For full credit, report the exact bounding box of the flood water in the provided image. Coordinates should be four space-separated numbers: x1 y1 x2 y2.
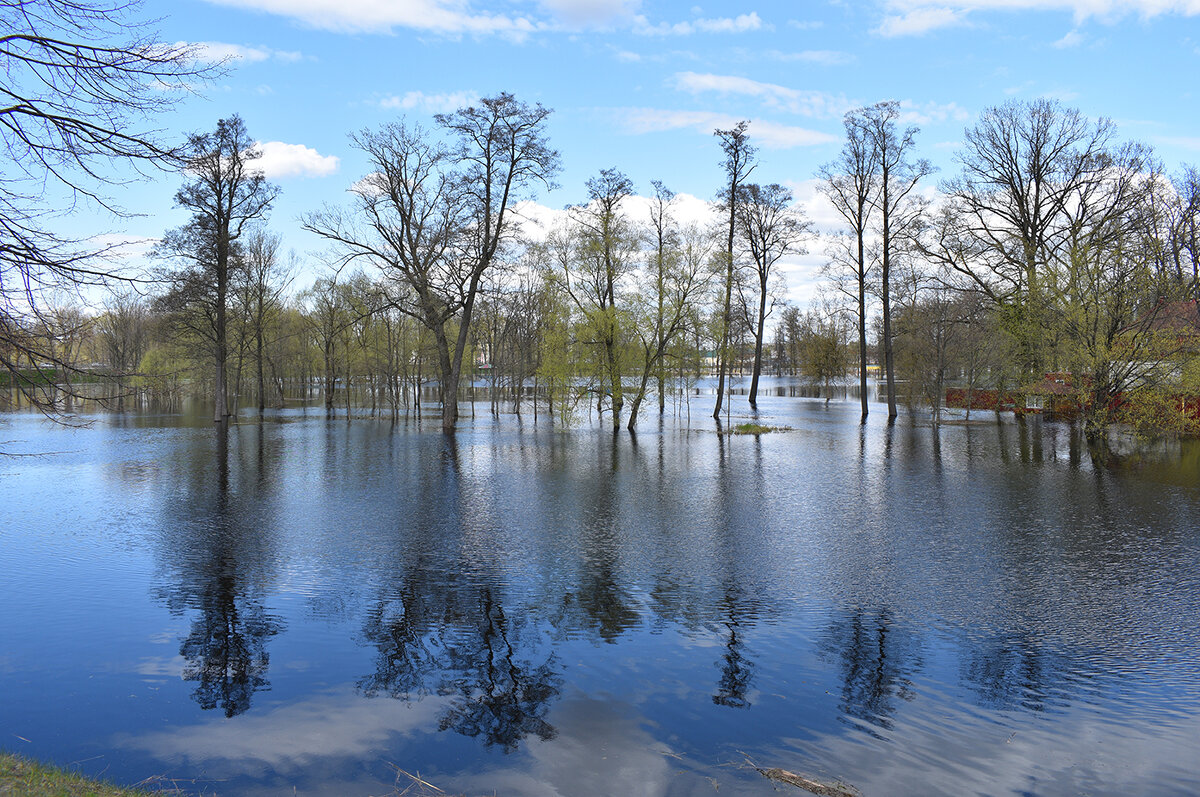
3 380 1200 796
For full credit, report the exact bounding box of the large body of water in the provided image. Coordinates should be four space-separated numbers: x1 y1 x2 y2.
3 380 1200 796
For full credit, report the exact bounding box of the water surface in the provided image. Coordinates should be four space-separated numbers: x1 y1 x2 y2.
2 384 1199 796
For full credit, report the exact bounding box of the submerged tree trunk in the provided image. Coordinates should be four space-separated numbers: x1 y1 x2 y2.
323 340 335 412
256 327 265 413
880 163 897 421
214 266 229 422
857 235 869 422
434 317 457 433
883 279 897 419
749 277 768 409
714 248 733 419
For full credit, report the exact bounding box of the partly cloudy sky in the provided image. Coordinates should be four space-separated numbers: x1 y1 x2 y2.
122 0 1200 296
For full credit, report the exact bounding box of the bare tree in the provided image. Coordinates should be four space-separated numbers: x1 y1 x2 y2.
306 121 462 414
628 221 715 429
931 98 1115 377
305 94 557 433
861 101 934 419
240 229 293 411
93 287 149 408
735 183 811 408
647 180 678 413
555 168 638 428
712 121 756 420
1 0 207 413
818 111 879 421
300 275 356 412
157 115 279 422
95 288 149 374
433 93 559 430
1169 166 1200 294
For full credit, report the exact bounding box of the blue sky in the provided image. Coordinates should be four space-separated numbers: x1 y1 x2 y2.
112 0 1200 298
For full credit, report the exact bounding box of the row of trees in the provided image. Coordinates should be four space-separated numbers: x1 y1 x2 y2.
13 96 1200 439
4 2 1198 438
109 98 818 431
21 223 849 429
140 93 1200 437
818 97 1200 437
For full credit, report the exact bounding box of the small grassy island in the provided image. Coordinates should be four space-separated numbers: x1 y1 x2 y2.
729 422 791 435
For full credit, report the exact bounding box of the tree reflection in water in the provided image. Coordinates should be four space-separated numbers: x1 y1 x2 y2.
357 434 561 753
156 422 282 717
567 430 640 643
821 607 920 734
436 590 560 751
359 583 560 752
961 631 1066 713
712 585 758 709
178 561 279 717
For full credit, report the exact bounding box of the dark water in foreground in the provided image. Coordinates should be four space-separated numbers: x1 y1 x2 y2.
3 383 1200 796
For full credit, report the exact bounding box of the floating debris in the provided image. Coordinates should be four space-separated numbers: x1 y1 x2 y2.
741 754 858 797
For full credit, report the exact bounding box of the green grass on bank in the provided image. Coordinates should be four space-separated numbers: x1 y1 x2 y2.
0 753 150 797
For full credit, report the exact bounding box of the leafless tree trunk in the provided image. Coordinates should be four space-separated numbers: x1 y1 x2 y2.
861 100 934 420
713 121 756 420
734 183 811 408
819 112 879 421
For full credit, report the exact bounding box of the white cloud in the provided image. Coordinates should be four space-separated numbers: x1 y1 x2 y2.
769 49 856 66
379 90 480 114
633 11 766 35
786 678 1200 797
120 688 445 772
896 99 972 125
671 72 853 119
786 178 850 234
197 0 774 40
1158 135 1200 151
874 7 968 36
513 193 718 244
875 0 1200 37
446 698 680 797
617 108 838 149
1053 29 1085 47
348 172 385 198
186 41 303 63
691 12 767 33
200 0 543 37
254 141 340 178
538 0 639 27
